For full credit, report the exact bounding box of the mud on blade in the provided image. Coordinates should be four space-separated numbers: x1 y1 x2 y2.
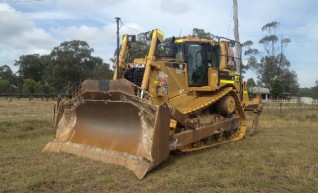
43 80 170 180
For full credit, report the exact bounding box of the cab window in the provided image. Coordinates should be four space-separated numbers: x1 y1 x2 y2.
207 45 219 68
186 44 204 86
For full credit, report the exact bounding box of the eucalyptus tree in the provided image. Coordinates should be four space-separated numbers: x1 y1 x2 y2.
242 21 299 96
46 40 105 93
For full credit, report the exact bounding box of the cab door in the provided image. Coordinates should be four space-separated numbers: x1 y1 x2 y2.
207 44 220 89
186 43 208 87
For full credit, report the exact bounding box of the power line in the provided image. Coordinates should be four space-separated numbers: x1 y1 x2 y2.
226 4 234 38
0 0 44 4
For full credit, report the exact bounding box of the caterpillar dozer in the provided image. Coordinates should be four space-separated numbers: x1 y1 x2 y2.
43 29 262 180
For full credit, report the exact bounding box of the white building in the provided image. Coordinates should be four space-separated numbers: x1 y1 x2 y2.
299 97 314 104
249 87 270 101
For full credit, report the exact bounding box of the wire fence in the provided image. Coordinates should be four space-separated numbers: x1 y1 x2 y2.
269 99 318 104
264 101 318 109
0 97 317 122
0 98 56 122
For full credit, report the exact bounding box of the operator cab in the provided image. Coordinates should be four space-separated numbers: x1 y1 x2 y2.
159 36 241 89
181 42 219 87
159 38 216 87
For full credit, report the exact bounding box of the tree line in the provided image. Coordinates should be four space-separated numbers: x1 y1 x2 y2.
0 40 113 95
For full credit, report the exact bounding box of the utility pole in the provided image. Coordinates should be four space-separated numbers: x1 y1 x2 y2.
233 0 240 72
115 17 121 79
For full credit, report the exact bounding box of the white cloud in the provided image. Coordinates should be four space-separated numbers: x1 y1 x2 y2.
11 28 56 49
56 0 128 13
159 0 190 14
52 25 104 42
26 11 75 20
293 23 318 42
51 22 144 44
0 3 56 68
0 4 33 38
0 46 20 71
296 69 318 88
50 22 144 63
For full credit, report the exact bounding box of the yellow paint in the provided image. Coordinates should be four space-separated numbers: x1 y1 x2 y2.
175 39 184 43
156 29 164 36
220 79 234 84
142 29 164 90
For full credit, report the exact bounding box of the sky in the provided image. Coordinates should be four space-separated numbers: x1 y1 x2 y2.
0 0 317 87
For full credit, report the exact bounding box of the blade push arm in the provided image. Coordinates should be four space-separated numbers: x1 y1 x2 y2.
141 29 164 91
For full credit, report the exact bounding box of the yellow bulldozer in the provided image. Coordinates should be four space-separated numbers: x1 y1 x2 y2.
43 29 262 180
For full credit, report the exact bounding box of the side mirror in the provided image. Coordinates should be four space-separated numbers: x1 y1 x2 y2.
128 35 136 42
229 40 236 47
145 31 153 40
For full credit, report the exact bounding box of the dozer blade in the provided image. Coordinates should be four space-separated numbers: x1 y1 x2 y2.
244 94 263 134
43 80 171 180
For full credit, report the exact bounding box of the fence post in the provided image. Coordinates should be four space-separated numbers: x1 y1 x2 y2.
53 104 56 126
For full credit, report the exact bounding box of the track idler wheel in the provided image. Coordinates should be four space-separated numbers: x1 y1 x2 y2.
217 95 235 115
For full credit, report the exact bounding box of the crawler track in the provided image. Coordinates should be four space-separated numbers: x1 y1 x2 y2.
171 88 247 153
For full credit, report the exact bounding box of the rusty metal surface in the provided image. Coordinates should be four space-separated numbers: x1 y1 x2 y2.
217 95 235 115
43 141 152 179
169 107 196 130
71 101 148 156
150 103 171 166
169 89 247 153
175 87 233 114
244 93 262 113
43 82 170 180
170 118 240 149
81 79 135 95
244 96 262 134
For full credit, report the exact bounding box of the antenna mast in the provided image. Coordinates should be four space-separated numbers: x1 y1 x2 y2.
115 17 121 79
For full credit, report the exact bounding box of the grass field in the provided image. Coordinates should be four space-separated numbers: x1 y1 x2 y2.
0 99 317 193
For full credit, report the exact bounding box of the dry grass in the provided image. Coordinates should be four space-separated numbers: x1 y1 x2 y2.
0 99 317 193
0 98 56 122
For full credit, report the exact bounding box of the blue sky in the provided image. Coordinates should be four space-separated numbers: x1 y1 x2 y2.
0 0 317 87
